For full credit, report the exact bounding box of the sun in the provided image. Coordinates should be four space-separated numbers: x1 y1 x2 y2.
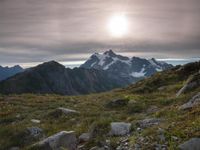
107 14 129 38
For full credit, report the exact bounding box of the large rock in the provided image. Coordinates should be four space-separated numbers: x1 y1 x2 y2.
57 107 79 114
109 122 131 136
32 131 77 150
179 93 200 110
137 118 162 128
178 138 200 150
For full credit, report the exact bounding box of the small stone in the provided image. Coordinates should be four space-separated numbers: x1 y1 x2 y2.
171 136 179 141
31 119 40 123
146 105 159 114
137 118 162 128
79 133 91 142
57 107 79 114
16 114 20 118
27 127 43 137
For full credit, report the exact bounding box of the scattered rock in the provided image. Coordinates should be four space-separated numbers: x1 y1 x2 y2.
27 127 43 137
16 114 21 118
109 122 131 136
157 128 165 143
158 86 167 91
154 144 167 150
106 98 129 108
32 131 77 150
178 138 200 150
116 137 130 150
128 99 136 105
57 107 79 114
31 119 41 124
146 105 159 114
137 118 162 128
79 132 91 143
179 93 200 110
134 143 141 150
171 136 179 141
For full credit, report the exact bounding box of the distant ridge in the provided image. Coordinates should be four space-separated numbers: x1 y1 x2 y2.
0 65 24 81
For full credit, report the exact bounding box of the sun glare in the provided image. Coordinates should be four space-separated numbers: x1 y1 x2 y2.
107 14 129 38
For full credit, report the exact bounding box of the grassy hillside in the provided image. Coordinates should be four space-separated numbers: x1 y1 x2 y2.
0 62 200 149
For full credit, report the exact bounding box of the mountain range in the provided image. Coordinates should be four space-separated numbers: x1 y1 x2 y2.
0 61 127 95
0 65 23 81
81 50 173 83
0 50 173 95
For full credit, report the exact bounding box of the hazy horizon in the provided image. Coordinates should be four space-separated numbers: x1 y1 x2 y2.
0 50 199 68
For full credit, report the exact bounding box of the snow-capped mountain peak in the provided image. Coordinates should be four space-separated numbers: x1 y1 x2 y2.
81 50 173 83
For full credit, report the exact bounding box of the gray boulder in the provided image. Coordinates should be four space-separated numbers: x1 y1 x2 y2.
32 131 77 150
179 93 200 110
138 118 162 128
79 133 91 142
110 122 131 136
178 138 200 150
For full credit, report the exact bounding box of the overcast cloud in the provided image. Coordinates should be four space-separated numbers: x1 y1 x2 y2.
0 0 200 67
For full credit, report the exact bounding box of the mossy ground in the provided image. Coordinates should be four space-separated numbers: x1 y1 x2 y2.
0 68 200 149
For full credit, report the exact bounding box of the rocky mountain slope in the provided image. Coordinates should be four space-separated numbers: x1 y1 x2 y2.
81 50 173 83
0 61 200 150
0 61 128 95
0 65 23 81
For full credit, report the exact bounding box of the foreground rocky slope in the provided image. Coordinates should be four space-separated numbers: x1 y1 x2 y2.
0 61 200 150
0 61 128 95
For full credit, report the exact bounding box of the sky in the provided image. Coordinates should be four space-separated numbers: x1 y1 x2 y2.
0 0 200 68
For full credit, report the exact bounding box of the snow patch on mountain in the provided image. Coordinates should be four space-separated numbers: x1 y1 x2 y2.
130 67 146 78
